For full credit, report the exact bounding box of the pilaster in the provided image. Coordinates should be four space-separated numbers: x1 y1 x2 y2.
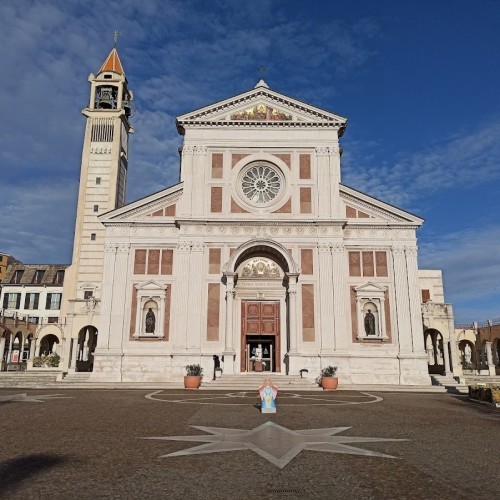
315 147 331 218
223 272 236 374
186 241 205 349
405 246 426 353
172 241 192 351
192 146 207 216
331 243 348 351
95 243 117 351
179 146 195 216
318 244 335 353
392 245 413 353
109 243 130 350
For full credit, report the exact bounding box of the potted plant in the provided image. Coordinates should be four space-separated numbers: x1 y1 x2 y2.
184 364 203 389
320 365 338 391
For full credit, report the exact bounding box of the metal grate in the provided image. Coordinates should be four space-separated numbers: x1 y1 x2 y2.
266 488 302 494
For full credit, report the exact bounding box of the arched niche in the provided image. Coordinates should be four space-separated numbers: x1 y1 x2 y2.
133 281 167 339
354 282 388 341
39 334 59 356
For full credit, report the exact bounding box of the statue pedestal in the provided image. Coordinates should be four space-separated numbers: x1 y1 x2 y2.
261 406 276 414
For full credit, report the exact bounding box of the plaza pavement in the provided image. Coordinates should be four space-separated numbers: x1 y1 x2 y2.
0 388 498 499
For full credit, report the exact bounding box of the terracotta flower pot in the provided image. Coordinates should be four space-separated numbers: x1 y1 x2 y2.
321 376 338 391
184 375 202 389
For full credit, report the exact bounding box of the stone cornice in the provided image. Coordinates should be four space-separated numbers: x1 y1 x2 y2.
178 89 345 122
175 218 347 227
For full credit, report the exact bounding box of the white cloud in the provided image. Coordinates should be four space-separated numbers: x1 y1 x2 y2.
419 224 500 322
342 119 500 208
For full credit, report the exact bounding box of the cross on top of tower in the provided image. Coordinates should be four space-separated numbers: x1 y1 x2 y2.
113 30 121 48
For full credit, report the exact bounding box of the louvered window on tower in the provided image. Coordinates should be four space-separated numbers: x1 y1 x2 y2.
91 118 114 142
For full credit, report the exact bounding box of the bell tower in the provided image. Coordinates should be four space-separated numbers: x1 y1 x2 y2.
61 45 134 370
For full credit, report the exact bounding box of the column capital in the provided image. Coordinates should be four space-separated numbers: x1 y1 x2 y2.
116 243 130 254
193 145 208 155
391 245 406 256
182 145 196 155
315 146 340 157
405 246 418 257
331 242 345 254
104 243 117 253
191 241 205 252
176 241 191 252
317 243 331 253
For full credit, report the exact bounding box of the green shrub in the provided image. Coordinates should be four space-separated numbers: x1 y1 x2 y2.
32 357 44 367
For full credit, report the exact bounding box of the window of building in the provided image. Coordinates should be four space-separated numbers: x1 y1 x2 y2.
54 270 65 284
83 290 94 300
3 293 21 309
46 293 62 310
10 270 24 284
24 293 40 310
32 270 45 284
91 233 96 241
421 289 431 303
47 317 58 324
96 177 101 185
93 205 99 212
28 316 39 324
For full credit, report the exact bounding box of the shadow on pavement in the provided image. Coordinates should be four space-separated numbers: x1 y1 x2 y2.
0 453 67 495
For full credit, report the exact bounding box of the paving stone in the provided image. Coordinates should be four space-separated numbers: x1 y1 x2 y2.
0 389 498 499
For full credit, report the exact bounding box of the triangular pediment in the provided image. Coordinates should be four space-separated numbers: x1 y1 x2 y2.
135 280 167 291
355 282 387 294
176 82 347 132
340 184 423 226
99 183 183 223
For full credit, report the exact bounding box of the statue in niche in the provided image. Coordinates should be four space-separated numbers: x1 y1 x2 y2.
364 309 376 336
145 308 156 333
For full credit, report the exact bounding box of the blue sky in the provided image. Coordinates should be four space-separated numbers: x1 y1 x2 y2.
0 0 499 323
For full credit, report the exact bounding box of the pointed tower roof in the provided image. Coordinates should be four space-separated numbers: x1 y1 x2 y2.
98 47 125 75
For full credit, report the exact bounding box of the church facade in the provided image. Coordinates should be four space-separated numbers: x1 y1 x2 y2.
61 48 432 385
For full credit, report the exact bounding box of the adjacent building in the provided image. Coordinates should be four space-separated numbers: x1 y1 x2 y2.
0 264 67 370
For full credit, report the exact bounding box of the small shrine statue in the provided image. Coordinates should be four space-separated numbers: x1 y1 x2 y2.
464 344 472 364
145 308 156 333
364 309 376 336
259 377 278 413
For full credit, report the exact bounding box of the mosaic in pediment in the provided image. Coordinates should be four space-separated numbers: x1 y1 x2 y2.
230 104 292 121
240 257 282 279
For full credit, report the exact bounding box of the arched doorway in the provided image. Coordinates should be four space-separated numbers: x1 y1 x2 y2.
424 329 445 375
223 240 299 374
76 326 98 372
39 334 59 356
459 339 476 370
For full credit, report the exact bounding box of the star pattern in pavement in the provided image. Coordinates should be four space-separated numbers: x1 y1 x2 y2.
144 421 407 468
0 393 72 403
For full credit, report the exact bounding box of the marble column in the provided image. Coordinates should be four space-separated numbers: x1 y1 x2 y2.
443 341 451 374
286 273 299 354
0 336 5 368
186 242 204 350
318 244 335 353
172 241 192 351
223 272 236 374
485 342 496 376
331 243 348 352
391 245 413 353
108 243 130 351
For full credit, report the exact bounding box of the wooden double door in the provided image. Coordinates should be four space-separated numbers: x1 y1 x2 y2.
241 301 280 372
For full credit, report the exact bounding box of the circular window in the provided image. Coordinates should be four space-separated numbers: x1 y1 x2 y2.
241 164 282 204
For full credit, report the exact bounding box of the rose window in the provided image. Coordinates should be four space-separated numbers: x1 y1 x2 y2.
241 165 282 204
